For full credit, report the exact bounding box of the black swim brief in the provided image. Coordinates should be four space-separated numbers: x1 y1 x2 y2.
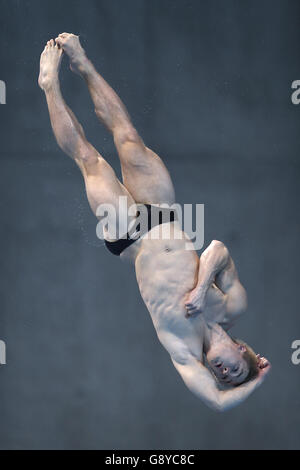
104 203 178 256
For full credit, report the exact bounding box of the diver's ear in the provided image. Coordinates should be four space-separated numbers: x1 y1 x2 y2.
238 344 246 353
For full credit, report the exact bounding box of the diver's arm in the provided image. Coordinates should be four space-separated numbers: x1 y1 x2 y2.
172 355 270 412
217 368 269 411
185 240 230 317
218 281 248 331
185 240 247 325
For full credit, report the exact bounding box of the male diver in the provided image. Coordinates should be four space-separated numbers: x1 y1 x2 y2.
38 34 270 412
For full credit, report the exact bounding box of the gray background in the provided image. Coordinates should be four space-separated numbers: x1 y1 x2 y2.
0 0 299 449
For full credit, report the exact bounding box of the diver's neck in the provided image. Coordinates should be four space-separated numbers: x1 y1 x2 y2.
203 322 232 354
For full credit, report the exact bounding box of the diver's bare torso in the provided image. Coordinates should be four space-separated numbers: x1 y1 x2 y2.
122 221 227 365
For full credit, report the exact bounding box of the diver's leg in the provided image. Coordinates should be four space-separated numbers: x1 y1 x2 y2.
39 39 135 235
55 33 175 205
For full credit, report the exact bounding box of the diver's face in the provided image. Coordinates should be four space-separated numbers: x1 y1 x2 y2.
207 344 249 386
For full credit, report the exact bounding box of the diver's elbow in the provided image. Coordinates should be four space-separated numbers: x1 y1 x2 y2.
209 402 225 413
209 396 237 413
206 397 227 413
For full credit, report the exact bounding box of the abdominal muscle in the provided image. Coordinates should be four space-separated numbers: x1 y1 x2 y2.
133 222 226 362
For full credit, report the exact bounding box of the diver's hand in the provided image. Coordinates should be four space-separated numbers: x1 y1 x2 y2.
256 355 271 382
185 286 207 318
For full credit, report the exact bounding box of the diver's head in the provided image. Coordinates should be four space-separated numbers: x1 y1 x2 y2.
206 337 259 386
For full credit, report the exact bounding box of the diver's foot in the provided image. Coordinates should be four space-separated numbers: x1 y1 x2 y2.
55 33 89 75
38 39 63 91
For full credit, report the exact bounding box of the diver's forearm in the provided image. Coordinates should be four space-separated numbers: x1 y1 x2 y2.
196 241 229 289
217 376 262 411
184 371 261 412
185 242 229 315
